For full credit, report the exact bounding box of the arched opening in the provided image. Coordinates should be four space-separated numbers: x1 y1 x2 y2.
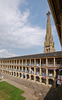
14 72 16 76
9 71 11 75
17 72 18 77
42 77 46 84
31 75 34 80
36 68 40 75
36 76 40 82
12 72 13 75
12 66 13 70
23 73 25 78
20 73 22 77
27 74 29 79
48 79 54 86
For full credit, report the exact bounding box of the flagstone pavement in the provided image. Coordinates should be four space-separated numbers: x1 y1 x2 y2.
0 73 56 100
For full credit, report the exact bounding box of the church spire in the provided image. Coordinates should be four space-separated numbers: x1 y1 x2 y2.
44 11 55 53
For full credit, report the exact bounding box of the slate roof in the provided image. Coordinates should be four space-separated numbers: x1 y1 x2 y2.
0 51 62 60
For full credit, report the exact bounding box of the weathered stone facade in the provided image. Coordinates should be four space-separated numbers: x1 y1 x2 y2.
44 12 55 53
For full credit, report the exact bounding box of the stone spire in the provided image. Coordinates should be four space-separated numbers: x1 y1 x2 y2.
44 11 55 53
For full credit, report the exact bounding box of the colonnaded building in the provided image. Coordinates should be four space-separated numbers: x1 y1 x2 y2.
0 12 62 87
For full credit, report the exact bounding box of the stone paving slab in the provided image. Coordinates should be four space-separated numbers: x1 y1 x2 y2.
0 73 51 100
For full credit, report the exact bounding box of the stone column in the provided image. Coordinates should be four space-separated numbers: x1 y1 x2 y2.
29 67 31 74
25 59 27 66
16 60 17 65
25 67 27 73
46 58 48 66
40 58 41 66
46 68 48 76
22 67 23 72
11 66 12 70
40 68 41 75
34 59 36 66
29 74 31 81
54 69 56 78
46 78 48 85
34 67 36 74
22 59 23 66
25 74 27 80
19 60 20 65
34 75 36 82
30 59 31 66
54 58 55 67
16 66 17 71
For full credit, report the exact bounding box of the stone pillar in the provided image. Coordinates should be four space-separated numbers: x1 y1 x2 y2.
40 59 41 66
16 66 17 71
16 60 17 65
54 58 55 67
25 59 27 66
22 59 23 66
29 74 31 80
29 67 31 73
25 74 27 80
34 75 36 82
46 68 48 76
19 66 20 71
11 60 12 65
54 69 56 78
34 67 36 74
40 68 41 75
34 59 36 66
22 67 23 72
11 66 12 70
46 58 48 66
46 78 48 85
25 68 26 73
19 60 20 65
30 59 31 66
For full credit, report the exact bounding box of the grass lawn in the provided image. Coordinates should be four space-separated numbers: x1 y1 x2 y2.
0 81 25 100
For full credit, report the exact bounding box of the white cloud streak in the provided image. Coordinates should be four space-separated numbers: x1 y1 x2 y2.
0 49 17 58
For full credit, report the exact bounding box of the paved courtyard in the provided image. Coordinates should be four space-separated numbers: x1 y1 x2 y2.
0 73 54 100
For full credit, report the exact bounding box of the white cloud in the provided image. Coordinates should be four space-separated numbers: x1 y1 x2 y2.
0 49 17 58
0 0 46 49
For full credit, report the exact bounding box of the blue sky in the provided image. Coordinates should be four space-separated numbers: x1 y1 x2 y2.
0 0 61 58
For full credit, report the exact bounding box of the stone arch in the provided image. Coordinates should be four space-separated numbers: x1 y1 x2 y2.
17 72 18 77
48 79 54 86
42 77 46 84
36 76 40 82
14 72 16 76
31 75 34 80
23 73 25 78
12 72 13 75
20 73 22 77
27 74 29 79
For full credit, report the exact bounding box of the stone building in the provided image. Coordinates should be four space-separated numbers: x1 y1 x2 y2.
0 12 62 87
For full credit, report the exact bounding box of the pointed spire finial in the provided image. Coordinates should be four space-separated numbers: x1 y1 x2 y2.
46 11 51 16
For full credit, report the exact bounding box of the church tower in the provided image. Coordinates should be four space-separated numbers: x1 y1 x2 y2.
44 11 55 53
